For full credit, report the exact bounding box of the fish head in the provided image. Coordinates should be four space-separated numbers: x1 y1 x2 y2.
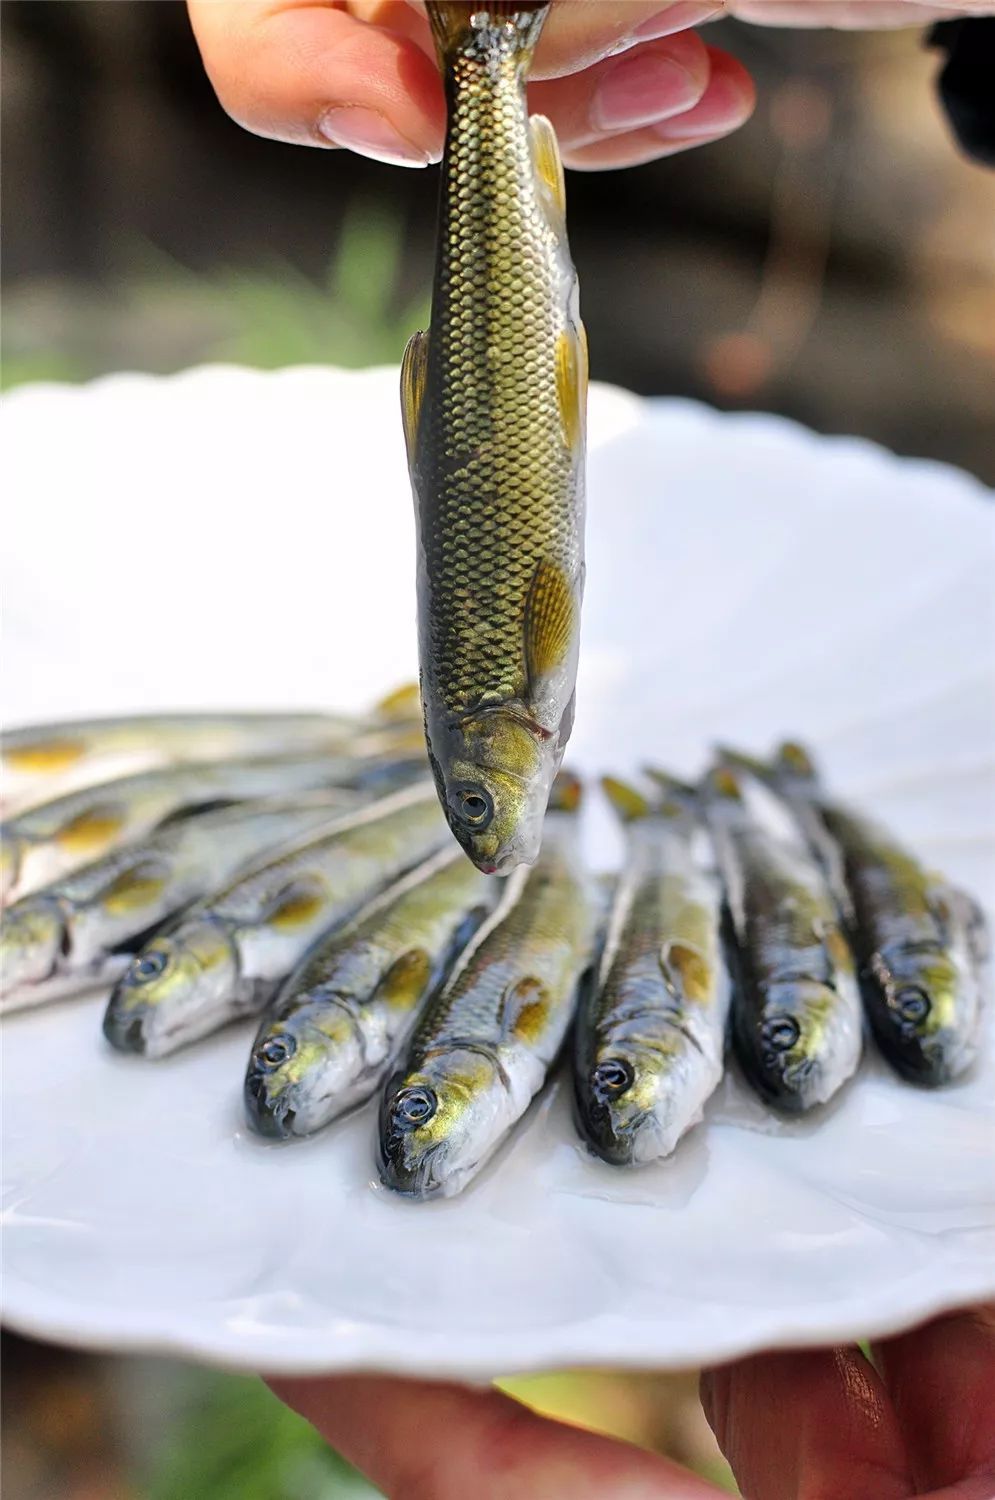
744 978 858 1112
0 895 68 994
428 711 555 874
865 944 979 1085
378 1045 512 1199
244 996 367 1138
103 917 238 1058
576 1032 710 1165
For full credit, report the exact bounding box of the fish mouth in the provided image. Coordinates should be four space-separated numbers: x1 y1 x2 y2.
243 1072 296 1137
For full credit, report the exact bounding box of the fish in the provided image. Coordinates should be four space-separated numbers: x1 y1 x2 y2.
768 741 987 1085
403 1 586 875
1 746 424 905
700 763 863 1113
573 774 730 1166
0 685 423 813
243 849 496 1138
102 783 450 1058
378 770 596 1199
0 792 360 1013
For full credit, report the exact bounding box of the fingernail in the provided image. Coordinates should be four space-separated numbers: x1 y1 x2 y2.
633 3 726 39
316 107 431 167
592 48 704 132
657 71 753 138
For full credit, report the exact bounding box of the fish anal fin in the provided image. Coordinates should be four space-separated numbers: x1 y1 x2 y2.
400 330 429 467
502 975 550 1044
660 940 711 1005
524 558 575 692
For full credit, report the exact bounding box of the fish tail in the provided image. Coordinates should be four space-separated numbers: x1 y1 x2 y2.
549 769 583 815
425 1 549 63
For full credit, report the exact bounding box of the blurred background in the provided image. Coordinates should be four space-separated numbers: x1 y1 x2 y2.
2 3 993 1497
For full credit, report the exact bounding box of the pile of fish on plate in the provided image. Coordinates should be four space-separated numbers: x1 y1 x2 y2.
1 700 988 1201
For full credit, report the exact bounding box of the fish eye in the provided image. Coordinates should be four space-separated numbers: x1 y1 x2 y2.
257 1034 295 1070
762 1016 800 1052
593 1058 634 1098
131 949 168 984
453 785 494 831
392 1085 438 1129
895 987 931 1025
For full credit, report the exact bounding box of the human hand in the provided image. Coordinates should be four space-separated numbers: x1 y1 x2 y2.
269 1302 995 1498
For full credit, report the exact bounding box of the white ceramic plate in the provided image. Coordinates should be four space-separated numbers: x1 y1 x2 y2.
2 367 993 1378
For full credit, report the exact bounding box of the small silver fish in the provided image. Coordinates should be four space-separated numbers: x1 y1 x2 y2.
0 684 423 813
378 771 596 1199
102 783 449 1058
0 793 358 1013
0 746 422 905
702 763 863 1113
573 775 730 1165
244 849 495 1137
771 741 987 1085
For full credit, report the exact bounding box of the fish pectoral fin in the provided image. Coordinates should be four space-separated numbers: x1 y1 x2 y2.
660 940 711 1005
375 948 433 1012
99 857 172 915
530 114 566 227
500 975 550 1045
524 558 576 696
58 804 127 853
258 877 328 931
372 682 421 723
400 329 429 468
555 327 587 454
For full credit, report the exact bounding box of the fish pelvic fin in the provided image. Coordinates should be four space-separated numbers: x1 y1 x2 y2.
530 114 566 226
426 2 549 63
524 558 575 695
555 326 587 455
400 330 429 470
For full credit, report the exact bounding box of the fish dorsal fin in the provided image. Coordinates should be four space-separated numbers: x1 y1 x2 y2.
530 114 566 227
601 776 651 824
371 682 421 723
524 558 575 693
500 975 550 1044
375 947 433 1012
660 939 710 1004
400 330 429 468
555 327 586 455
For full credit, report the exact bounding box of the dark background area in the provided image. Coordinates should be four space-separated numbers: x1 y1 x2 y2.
3 0 994 475
2 5 994 1497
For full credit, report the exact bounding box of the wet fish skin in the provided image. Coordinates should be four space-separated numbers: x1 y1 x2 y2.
0 748 420 906
405 2 586 875
0 686 423 813
772 742 986 1086
0 793 359 1013
244 850 496 1139
378 771 595 1199
102 784 448 1059
574 775 730 1166
702 764 863 1113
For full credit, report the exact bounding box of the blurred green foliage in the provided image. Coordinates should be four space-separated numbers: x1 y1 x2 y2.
0 206 429 390
145 1370 381 1500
